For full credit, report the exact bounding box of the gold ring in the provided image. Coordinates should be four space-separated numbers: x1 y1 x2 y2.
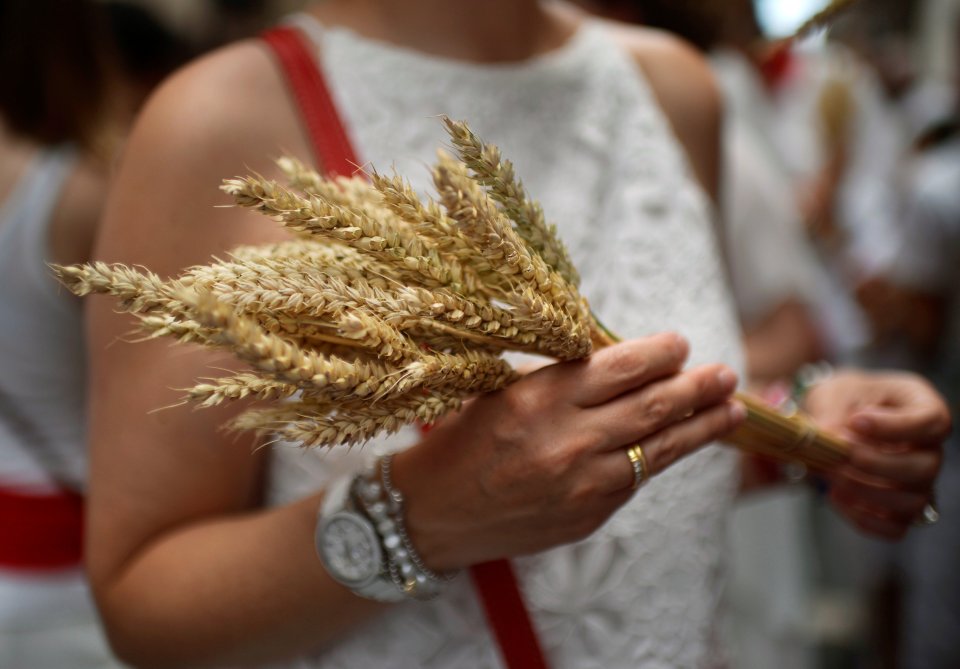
626 444 649 490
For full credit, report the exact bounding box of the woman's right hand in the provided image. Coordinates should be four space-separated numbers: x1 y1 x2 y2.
393 332 745 570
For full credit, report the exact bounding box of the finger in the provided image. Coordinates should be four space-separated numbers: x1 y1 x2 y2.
599 400 746 485
595 363 739 448
570 332 689 407
831 496 910 541
841 443 942 490
591 444 647 494
830 475 929 522
849 405 952 444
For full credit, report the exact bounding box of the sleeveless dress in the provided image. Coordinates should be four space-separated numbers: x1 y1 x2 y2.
265 15 746 668
0 148 119 668
0 147 88 492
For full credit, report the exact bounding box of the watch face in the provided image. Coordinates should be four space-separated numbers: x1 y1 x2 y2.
317 512 382 587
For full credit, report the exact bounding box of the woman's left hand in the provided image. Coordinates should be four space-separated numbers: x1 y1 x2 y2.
803 369 952 540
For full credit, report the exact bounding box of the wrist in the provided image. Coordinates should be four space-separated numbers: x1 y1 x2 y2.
374 454 458 591
391 445 471 572
315 448 461 603
315 475 406 603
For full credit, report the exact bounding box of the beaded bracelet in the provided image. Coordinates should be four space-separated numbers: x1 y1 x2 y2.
380 454 457 586
352 455 456 600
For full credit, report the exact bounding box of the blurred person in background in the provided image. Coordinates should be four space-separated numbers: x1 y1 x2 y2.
0 1 189 666
868 114 960 669
816 7 960 668
852 22 960 665
576 3 946 668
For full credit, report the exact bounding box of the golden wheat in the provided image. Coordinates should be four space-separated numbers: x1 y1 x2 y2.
54 117 850 468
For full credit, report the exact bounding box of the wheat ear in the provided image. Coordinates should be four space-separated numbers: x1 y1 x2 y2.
442 116 580 287
229 392 464 448
222 176 475 294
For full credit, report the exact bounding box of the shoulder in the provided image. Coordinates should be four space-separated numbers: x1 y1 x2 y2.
96 38 310 273
600 21 724 199
609 23 722 117
129 39 306 172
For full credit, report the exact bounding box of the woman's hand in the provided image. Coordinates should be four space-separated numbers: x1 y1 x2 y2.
393 332 745 570
804 370 951 540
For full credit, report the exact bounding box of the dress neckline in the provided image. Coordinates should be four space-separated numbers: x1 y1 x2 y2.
289 11 600 79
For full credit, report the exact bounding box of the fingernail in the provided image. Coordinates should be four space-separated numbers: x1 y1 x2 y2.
729 401 746 422
717 369 737 390
673 334 690 360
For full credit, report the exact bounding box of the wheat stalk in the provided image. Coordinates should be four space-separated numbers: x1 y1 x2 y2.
793 0 860 38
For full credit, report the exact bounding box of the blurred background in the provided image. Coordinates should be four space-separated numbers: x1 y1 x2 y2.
2 1 957 668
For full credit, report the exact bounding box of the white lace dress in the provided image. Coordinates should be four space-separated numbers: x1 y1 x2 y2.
265 15 745 668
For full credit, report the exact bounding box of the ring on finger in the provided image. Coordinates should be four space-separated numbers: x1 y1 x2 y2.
914 498 940 527
626 444 649 491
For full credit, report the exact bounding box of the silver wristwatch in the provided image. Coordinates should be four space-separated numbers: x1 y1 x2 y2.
315 476 405 602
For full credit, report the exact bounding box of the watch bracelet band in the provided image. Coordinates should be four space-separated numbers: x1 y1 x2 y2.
380 454 458 584
354 456 456 600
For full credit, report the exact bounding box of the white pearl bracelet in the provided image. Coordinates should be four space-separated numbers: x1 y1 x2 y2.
353 455 456 600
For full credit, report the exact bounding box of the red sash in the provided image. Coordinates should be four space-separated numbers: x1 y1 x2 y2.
262 24 549 669
0 486 84 570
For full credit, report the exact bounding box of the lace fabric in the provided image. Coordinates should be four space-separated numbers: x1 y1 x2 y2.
266 15 745 668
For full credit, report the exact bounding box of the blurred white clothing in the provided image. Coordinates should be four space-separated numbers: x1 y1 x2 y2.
722 119 823 327
0 147 119 668
712 48 869 359
0 147 88 492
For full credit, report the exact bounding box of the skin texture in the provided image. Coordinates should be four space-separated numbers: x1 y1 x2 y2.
82 1 947 666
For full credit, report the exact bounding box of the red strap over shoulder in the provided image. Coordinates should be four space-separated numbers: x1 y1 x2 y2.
262 24 550 668
261 25 361 177
470 560 550 669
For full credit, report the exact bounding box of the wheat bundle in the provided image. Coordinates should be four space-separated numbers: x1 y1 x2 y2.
54 117 848 467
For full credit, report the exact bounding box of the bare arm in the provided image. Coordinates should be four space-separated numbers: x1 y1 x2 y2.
86 43 386 667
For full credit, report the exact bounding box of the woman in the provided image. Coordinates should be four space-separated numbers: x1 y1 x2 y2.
86 1 948 666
